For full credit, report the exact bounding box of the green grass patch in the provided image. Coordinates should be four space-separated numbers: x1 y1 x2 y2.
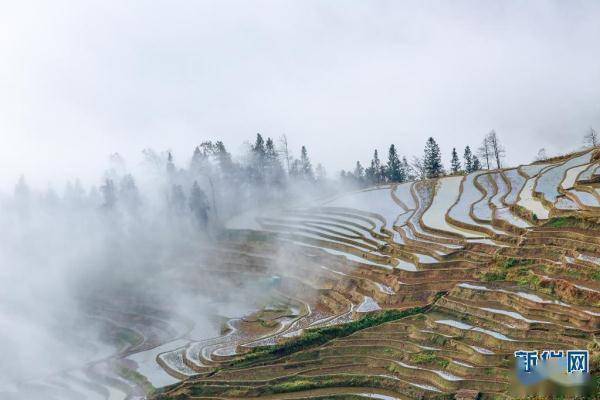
161 371 401 400
544 216 600 231
387 362 402 374
428 334 448 347
409 351 437 364
115 328 143 348
482 271 506 282
590 374 600 398
116 365 154 395
186 375 374 397
409 352 449 368
482 258 534 282
257 375 449 397
229 293 445 368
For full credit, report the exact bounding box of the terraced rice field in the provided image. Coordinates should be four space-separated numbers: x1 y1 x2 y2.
146 149 600 399
518 176 551 220
422 176 480 238
535 152 593 205
16 150 599 399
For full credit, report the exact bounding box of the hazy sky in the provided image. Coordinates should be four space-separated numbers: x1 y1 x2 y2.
1 0 599 189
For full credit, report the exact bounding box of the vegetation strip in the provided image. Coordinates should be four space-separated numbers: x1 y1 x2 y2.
227 293 445 369
152 293 445 399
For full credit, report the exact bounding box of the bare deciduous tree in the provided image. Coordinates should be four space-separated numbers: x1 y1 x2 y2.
487 130 505 169
584 127 598 148
479 130 505 169
535 148 548 161
410 156 426 180
477 136 491 170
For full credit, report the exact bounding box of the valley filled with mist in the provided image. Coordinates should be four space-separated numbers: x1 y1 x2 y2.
3 1 600 399
2 132 600 399
0 137 331 398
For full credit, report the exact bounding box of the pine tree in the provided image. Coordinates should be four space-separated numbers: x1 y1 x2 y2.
13 175 31 216
213 141 234 174
14 175 30 200
289 159 302 179
190 146 208 174
44 187 60 208
199 141 214 156
300 145 314 181
119 174 141 213
463 146 473 173
401 157 413 181
166 151 176 177
379 164 387 183
472 156 482 171
64 179 85 207
192 141 217 179
169 184 186 214
315 163 326 181
265 137 285 186
251 133 267 184
423 137 444 178
100 178 117 209
353 161 365 186
189 181 210 229
386 144 403 182
450 147 461 174
366 150 383 184
252 133 266 156
108 153 126 178
265 137 277 158
353 161 364 178
373 150 382 183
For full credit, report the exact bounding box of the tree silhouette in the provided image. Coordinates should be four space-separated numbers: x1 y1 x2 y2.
189 181 210 229
423 137 444 178
584 127 598 148
450 147 461 174
463 146 474 173
386 144 404 182
300 145 314 181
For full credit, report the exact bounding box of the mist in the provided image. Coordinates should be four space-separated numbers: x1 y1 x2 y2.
1 1 600 397
0 144 314 397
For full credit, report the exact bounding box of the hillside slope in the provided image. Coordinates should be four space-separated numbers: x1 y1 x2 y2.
154 149 600 399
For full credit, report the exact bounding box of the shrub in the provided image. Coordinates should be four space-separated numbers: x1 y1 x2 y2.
387 362 402 373
410 352 437 364
483 258 534 282
545 216 600 231
429 335 448 346
483 271 505 282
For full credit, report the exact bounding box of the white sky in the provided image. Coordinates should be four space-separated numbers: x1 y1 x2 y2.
1 0 599 190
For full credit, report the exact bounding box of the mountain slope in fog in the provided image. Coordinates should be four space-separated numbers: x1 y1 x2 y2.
155 148 600 399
